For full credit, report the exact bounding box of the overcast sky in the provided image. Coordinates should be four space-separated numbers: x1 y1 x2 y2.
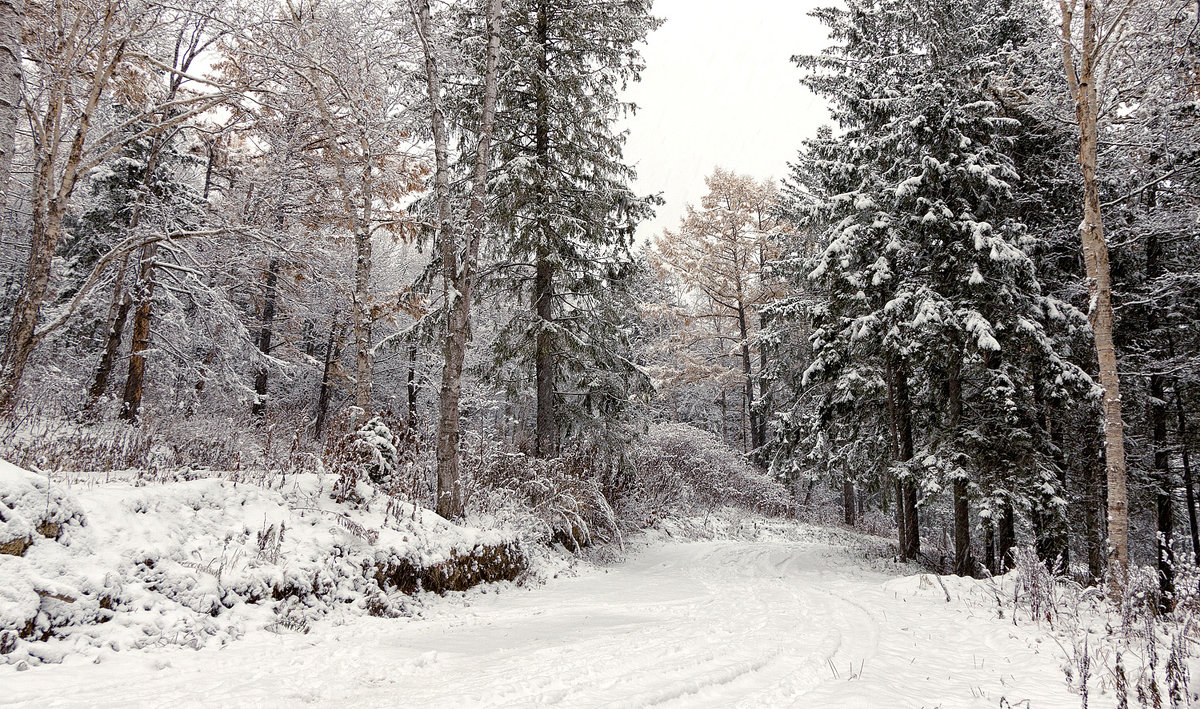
622 0 833 242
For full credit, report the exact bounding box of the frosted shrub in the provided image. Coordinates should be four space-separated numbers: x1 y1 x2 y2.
463 440 617 550
621 423 792 525
326 413 410 504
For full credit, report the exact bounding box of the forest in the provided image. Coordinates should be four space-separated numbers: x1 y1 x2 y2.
2 0 1200 705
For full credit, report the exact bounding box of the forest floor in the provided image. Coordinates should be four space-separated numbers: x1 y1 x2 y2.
3 525 1110 708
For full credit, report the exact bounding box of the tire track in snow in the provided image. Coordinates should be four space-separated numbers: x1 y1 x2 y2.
3 539 1090 708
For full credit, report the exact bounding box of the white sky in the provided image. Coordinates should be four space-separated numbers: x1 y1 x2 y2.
622 0 833 242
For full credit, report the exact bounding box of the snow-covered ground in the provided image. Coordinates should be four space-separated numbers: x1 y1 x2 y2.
4 534 1106 708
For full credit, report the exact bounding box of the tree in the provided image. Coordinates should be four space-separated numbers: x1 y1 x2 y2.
410 0 503 519
781 0 1089 566
1056 0 1140 594
485 0 660 456
0 0 19 204
651 168 784 459
231 0 425 418
0 0 233 412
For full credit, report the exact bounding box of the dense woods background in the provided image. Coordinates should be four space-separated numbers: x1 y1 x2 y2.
1 0 1198 611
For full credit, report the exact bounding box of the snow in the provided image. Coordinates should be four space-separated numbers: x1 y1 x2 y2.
1 460 519 668
4 519 1116 707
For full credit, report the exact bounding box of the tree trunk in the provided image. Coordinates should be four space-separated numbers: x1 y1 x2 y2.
1146 225 1174 608
1085 436 1105 585
758 311 771 460
886 358 908 560
534 254 555 456
87 255 132 404
1176 380 1199 567
252 259 279 417
314 321 343 439
954 480 971 576
414 0 501 517
0 0 21 204
997 500 1015 573
120 241 157 422
532 0 555 458
842 478 855 526
0 25 124 412
1033 387 1069 572
894 364 919 560
407 344 418 427
0 201 61 411
720 388 728 446
1151 372 1174 610
949 348 971 576
737 304 760 458
351 228 373 417
985 523 996 575
1059 0 1130 596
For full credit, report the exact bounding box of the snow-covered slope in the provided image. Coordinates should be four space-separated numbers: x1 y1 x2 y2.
0 459 523 667
5 532 1114 707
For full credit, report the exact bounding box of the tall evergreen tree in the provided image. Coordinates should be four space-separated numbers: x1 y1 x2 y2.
776 0 1090 567
483 0 661 456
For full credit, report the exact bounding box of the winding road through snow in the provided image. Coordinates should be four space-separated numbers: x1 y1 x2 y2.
4 538 1098 708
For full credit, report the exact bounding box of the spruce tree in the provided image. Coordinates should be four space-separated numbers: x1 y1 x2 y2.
776 0 1090 567
483 0 661 455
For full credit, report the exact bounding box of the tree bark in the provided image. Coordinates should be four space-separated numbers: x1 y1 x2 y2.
894 476 907 560
1 206 62 410
0 0 21 204
1085 434 1105 584
1059 0 1131 596
894 364 919 560
1175 379 1199 567
314 321 343 439
532 0 555 458
251 259 280 417
758 310 771 461
1151 373 1174 609
737 303 760 458
352 234 373 417
119 241 157 421
886 358 908 560
534 253 555 456
997 500 1015 572
407 344 418 427
1146 224 1174 608
413 0 501 517
87 255 132 404
949 348 971 576
0 40 119 411
842 478 856 526
985 522 996 575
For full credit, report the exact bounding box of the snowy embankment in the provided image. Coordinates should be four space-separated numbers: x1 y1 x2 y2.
4 468 1131 709
0 459 526 668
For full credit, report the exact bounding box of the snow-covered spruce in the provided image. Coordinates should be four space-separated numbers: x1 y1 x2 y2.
0 459 524 666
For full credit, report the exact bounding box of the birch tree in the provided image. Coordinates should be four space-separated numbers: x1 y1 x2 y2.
1057 0 1135 592
0 0 19 204
410 0 503 519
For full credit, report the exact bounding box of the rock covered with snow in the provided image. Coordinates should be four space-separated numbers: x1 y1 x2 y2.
0 460 86 556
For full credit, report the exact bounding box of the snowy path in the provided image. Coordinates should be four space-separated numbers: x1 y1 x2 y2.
3 540 1094 708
